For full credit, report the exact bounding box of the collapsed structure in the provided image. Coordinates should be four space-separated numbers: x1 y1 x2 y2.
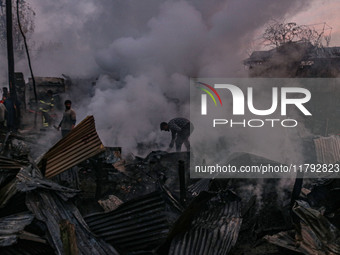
244 41 340 136
244 42 340 78
239 34 340 253
0 115 246 255
0 112 339 254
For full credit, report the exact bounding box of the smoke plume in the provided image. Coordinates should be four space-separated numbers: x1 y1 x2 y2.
2 0 315 156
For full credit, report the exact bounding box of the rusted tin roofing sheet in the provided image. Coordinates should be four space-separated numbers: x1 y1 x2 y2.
159 190 242 255
293 200 340 254
38 115 105 178
314 135 340 164
85 191 180 253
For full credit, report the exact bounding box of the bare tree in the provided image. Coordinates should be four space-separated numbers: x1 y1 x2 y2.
0 0 35 55
263 20 331 48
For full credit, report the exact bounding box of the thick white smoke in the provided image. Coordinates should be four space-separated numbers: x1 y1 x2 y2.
3 0 315 155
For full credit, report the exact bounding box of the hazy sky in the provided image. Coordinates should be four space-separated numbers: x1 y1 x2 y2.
287 0 340 46
23 0 340 78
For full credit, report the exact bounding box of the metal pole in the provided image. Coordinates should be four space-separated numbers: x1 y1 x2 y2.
6 0 16 102
178 160 186 205
290 171 303 229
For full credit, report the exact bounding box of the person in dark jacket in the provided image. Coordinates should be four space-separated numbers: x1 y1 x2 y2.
160 117 194 152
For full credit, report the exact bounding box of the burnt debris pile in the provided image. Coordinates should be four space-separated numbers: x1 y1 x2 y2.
0 117 339 255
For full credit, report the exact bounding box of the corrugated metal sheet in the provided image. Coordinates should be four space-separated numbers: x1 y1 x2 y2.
0 172 17 191
0 212 34 247
85 191 177 253
314 135 340 163
294 200 340 254
264 229 318 254
16 166 118 255
162 190 242 255
0 180 18 209
0 156 28 170
187 179 210 196
265 200 340 255
0 240 54 255
38 115 105 178
16 166 79 200
26 191 119 255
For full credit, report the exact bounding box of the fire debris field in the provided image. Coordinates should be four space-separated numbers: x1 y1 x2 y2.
0 116 339 255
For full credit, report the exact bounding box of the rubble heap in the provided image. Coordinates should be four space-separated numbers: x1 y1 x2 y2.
0 116 339 255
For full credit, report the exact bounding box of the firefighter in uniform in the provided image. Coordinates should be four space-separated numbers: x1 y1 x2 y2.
39 90 54 128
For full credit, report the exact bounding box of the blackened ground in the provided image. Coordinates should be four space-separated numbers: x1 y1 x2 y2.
69 150 340 254
229 178 297 255
75 152 190 216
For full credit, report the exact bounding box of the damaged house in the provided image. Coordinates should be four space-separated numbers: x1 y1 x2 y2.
234 27 340 254
245 41 340 136
244 42 340 78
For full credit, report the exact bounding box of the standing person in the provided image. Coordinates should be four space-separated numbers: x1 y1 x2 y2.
4 93 16 131
39 90 54 128
160 117 194 152
0 100 6 128
57 100 76 137
2 88 8 100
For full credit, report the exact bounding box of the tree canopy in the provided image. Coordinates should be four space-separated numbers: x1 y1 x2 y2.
263 20 332 48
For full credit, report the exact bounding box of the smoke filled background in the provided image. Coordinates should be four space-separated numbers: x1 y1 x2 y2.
2 0 340 156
